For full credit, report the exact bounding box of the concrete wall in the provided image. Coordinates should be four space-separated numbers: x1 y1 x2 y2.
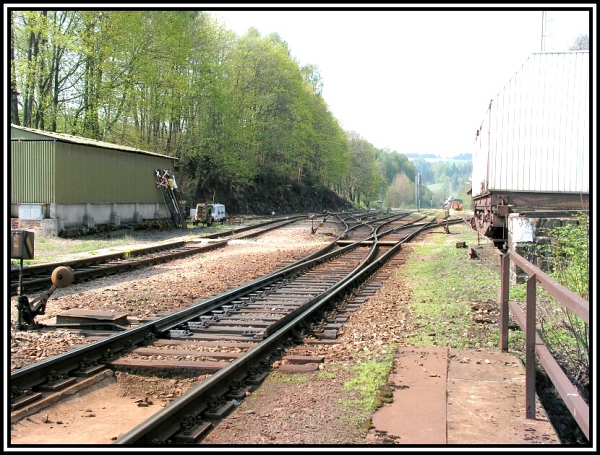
11 202 169 236
507 213 579 283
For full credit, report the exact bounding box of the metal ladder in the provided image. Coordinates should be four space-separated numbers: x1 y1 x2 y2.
155 169 187 229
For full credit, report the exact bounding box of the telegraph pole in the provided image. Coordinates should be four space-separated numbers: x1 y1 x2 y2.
415 173 421 212
541 11 553 51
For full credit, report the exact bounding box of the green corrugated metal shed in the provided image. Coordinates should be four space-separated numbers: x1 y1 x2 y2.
11 125 177 204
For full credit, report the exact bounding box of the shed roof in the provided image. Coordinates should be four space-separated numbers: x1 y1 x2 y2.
11 124 176 161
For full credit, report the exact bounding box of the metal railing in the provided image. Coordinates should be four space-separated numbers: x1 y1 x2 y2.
499 250 589 440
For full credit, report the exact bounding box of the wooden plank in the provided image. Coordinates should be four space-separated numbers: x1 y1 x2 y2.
56 309 130 325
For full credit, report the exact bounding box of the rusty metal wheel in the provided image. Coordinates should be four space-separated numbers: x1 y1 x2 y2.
51 266 74 288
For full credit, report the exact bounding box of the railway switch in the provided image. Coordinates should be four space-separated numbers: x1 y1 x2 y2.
15 266 74 331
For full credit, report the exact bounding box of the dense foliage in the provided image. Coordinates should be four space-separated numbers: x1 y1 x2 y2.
9 10 443 212
542 213 589 300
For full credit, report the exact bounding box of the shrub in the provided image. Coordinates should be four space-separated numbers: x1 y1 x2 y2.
537 212 589 401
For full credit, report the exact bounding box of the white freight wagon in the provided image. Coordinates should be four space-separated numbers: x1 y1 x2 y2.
471 51 589 244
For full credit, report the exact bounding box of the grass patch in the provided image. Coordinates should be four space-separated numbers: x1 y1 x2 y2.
269 368 336 385
318 370 336 379
270 372 309 384
12 239 111 265
339 347 396 413
399 222 501 348
509 283 528 301
10 233 149 266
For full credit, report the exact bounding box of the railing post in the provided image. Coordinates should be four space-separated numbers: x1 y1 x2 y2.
525 274 537 419
497 250 589 438
499 252 510 351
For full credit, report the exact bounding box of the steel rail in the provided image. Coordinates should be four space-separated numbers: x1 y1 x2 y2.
9 216 355 393
11 217 305 296
113 216 439 444
11 213 439 442
9 213 448 393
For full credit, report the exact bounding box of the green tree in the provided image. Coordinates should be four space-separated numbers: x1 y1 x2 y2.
9 10 387 214
387 173 413 208
11 10 83 130
411 157 433 184
340 132 382 207
376 149 416 185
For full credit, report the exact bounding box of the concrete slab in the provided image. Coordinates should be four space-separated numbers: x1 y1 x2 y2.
56 309 130 326
371 347 448 444
370 347 561 445
447 348 561 444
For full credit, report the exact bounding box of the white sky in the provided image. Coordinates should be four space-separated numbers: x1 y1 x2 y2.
211 5 593 157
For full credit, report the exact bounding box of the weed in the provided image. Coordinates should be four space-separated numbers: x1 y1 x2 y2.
339 348 395 413
535 213 589 400
538 212 589 299
270 372 309 384
507 329 526 351
318 370 336 380
509 284 527 301
398 223 500 348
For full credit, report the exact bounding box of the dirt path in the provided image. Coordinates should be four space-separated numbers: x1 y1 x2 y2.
11 375 157 444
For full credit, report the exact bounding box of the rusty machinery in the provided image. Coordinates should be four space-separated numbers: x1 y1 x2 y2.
193 203 214 226
11 230 74 330
310 213 328 234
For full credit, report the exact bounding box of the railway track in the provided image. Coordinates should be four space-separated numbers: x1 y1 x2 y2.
10 212 463 445
10 216 306 297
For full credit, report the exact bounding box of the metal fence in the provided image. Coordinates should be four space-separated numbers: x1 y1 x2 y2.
499 250 589 440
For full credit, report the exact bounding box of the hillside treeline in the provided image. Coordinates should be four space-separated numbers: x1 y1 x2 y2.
10 10 417 213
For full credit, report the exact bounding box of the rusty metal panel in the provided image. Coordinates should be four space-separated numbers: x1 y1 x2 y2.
10 141 56 203
472 51 589 197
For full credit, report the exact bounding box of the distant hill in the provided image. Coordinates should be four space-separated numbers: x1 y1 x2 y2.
450 153 472 160
407 152 472 162
405 153 441 159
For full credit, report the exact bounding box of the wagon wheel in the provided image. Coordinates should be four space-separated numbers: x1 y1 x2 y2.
51 266 75 288
470 217 477 230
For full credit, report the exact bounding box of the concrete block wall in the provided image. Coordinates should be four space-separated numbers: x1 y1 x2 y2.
507 214 579 284
11 202 170 237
